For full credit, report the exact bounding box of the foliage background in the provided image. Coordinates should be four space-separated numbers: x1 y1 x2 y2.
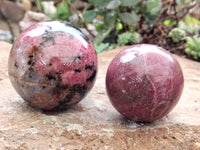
0 0 200 61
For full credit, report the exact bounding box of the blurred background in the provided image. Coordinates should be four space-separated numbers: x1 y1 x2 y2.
0 0 200 61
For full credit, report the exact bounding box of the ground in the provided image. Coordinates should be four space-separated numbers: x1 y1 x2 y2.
0 42 200 149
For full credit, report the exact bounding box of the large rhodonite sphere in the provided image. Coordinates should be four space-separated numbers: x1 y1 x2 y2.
106 44 184 122
8 21 97 110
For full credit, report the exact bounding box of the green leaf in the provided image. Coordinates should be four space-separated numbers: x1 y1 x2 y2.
88 0 95 5
95 24 104 32
105 11 117 25
120 0 140 7
146 0 161 11
83 10 97 22
143 0 161 24
183 15 200 26
145 0 161 20
118 12 139 26
106 0 121 9
56 2 69 20
89 0 108 8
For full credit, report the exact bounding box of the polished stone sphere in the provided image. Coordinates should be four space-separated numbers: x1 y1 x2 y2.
106 44 184 122
8 21 97 110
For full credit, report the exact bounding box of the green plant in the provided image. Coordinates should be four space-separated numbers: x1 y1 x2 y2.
117 32 140 46
94 43 115 53
183 15 200 26
83 0 161 47
176 15 200 34
42 0 199 54
168 28 186 43
178 21 198 34
51 0 74 21
185 36 200 60
55 1 69 20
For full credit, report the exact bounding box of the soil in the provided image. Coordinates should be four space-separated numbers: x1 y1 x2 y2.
142 25 186 56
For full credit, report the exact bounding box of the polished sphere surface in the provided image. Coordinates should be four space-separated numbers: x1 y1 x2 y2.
106 44 184 122
8 21 97 110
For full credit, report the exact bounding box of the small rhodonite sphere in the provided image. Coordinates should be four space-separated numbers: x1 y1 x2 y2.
8 21 97 110
106 44 184 122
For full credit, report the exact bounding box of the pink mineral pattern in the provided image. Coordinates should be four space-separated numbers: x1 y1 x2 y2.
106 44 184 122
8 21 97 110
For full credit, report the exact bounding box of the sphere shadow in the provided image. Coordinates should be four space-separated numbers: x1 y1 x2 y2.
23 101 85 116
118 115 153 128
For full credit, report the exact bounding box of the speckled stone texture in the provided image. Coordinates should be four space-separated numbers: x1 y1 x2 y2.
0 42 200 149
8 21 97 110
106 44 184 122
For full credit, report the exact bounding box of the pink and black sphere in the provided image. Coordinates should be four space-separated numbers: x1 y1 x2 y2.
8 21 97 110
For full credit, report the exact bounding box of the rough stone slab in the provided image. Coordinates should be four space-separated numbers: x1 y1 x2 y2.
0 42 199 149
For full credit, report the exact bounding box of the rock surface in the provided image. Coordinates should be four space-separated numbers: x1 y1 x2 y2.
0 42 200 149
19 11 50 32
0 0 25 22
